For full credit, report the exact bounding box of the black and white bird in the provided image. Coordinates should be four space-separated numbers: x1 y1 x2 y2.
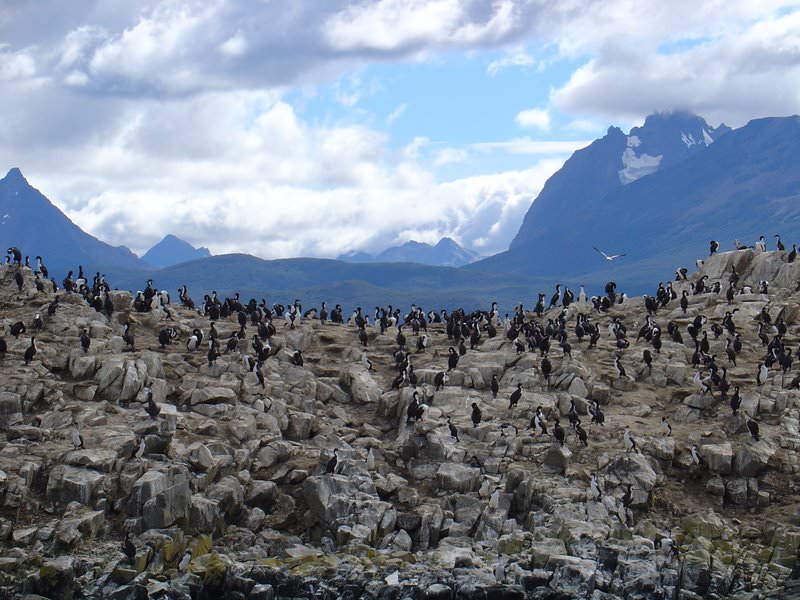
533 406 548 435
72 423 84 449
490 374 499 398
548 284 562 309
508 384 522 410
690 445 703 466
123 533 136 564
661 416 672 437
726 383 741 414
447 416 459 442
590 473 602 500
145 392 161 419
255 367 265 389
589 400 605 426
746 417 760 441
540 354 552 384
593 246 626 261
24 336 37 365
471 403 482 428
447 347 459 371
553 419 565 446
123 323 135 351
757 362 769 386
325 448 339 474
575 422 588 446
134 437 146 460
361 352 373 371
290 350 303 367
623 427 638 453
434 371 448 391
614 355 627 379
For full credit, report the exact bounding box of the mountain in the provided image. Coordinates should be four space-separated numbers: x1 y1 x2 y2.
338 237 479 267
470 113 798 292
141 234 211 268
108 253 547 315
509 111 730 250
0 168 143 275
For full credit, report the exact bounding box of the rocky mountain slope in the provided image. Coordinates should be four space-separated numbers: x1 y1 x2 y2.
0 168 143 275
339 238 480 268
471 114 800 292
0 244 799 598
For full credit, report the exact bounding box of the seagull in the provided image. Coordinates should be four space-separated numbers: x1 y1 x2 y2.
593 246 626 261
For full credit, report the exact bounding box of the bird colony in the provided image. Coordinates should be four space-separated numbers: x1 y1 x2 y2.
0 244 799 599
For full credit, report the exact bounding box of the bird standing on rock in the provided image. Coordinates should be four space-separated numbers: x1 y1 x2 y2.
145 392 160 419
490 374 499 399
690 445 703 466
24 337 37 365
447 416 459 441
730 386 741 415
123 533 136 565
508 384 522 410
325 449 338 474
532 406 548 435
746 417 760 441
447 347 459 371
553 419 565 446
72 424 84 449
575 422 588 446
471 403 482 428
81 329 91 353
623 427 638 453
590 473 602 500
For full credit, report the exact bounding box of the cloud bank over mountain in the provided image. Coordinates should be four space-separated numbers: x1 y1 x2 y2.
1 1 797 258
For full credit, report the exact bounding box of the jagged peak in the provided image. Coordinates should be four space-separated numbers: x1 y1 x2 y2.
2 167 27 183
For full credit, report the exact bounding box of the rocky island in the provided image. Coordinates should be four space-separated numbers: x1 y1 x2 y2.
0 247 799 599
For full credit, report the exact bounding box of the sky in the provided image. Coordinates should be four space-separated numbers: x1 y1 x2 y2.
1 0 799 260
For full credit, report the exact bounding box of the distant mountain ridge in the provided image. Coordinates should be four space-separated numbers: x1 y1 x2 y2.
0 168 143 275
509 111 730 251
338 237 479 267
471 113 800 289
142 234 210 268
3 110 799 311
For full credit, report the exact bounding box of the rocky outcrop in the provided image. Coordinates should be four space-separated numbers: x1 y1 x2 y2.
1 247 799 598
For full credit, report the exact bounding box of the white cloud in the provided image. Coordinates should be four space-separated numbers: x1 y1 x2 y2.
323 0 516 51
487 46 536 75
220 32 247 58
64 70 89 86
471 139 589 155
387 103 407 124
2 85 566 259
2 0 800 263
0 46 37 80
515 107 551 130
432 147 468 166
550 9 800 126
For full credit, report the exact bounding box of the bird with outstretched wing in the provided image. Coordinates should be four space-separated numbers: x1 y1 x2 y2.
593 246 626 261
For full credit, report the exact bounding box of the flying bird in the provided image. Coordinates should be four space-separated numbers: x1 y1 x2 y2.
593 246 626 261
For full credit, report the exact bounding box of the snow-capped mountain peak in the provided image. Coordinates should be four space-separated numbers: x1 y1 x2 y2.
619 135 663 185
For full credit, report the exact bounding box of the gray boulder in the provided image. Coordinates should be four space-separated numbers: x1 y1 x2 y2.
46 466 105 506
436 463 481 493
733 440 775 477
701 442 733 475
